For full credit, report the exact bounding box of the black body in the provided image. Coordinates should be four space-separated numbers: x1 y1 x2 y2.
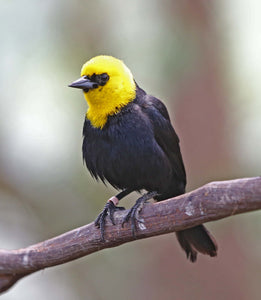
83 85 186 197
82 84 217 262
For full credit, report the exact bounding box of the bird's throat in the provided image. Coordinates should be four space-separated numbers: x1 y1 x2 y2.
85 87 136 129
86 106 116 129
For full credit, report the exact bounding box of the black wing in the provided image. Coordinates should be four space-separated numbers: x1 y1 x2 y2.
143 94 187 195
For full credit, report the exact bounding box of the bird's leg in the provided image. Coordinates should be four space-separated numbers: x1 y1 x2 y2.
94 189 132 241
122 191 158 237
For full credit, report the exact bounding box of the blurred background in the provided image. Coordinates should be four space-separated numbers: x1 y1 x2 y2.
0 0 260 299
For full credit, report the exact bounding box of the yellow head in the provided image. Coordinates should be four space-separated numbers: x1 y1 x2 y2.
69 55 136 129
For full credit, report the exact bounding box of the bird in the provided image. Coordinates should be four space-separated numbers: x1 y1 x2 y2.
69 55 217 262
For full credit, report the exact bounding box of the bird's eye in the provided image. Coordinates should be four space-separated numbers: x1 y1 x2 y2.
100 73 109 81
98 73 109 86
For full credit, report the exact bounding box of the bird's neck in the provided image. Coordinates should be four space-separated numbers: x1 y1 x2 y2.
85 84 136 129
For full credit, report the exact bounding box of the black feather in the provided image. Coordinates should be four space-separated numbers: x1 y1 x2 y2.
82 84 217 261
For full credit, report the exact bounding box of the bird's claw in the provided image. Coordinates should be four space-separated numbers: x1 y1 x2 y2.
95 191 157 241
122 191 158 237
122 199 146 237
94 201 125 241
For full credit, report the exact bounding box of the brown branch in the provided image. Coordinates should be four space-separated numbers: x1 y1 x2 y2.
0 177 260 293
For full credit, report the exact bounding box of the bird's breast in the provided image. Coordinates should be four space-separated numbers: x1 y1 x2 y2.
82 114 172 191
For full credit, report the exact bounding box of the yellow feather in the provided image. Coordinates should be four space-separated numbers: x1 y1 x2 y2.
80 55 136 128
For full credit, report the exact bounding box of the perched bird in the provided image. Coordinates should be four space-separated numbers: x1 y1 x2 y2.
69 55 217 262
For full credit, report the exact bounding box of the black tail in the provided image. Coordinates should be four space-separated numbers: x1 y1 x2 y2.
176 225 218 262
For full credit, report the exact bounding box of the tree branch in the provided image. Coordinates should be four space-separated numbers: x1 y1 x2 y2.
0 177 260 293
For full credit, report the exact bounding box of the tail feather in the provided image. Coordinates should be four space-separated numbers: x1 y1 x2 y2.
176 225 218 262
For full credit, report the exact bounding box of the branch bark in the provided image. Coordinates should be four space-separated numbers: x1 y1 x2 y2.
0 177 260 293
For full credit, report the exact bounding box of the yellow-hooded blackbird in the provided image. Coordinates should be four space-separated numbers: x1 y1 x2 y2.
69 55 217 262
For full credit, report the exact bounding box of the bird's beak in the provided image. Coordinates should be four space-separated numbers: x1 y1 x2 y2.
68 76 98 91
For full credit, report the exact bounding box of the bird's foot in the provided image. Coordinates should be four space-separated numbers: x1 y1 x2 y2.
122 191 158 237
94 197 125 241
